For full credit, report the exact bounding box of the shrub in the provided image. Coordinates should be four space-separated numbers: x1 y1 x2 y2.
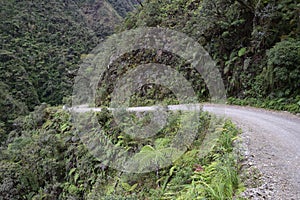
262 39 300 97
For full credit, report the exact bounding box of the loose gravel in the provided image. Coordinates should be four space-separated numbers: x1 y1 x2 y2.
203 104 300 200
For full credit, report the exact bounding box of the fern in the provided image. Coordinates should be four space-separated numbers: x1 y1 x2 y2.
124 146 181 173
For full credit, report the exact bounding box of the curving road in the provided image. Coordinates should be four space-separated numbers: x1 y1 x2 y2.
70 103 300 199
204 104 300 199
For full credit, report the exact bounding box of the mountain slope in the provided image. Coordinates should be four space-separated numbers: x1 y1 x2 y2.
0 0 140 131
119 0 300 108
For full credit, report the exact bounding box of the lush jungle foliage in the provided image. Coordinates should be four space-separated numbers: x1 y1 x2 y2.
0 104 243 199
0 0 138 134
1 0 299 130
116 0 300 112
1 0 299 199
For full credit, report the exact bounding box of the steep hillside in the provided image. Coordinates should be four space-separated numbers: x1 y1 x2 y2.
1 1 299 199
0 104 241 199
106 0 141 17
0 0 140 131
117 0 300 112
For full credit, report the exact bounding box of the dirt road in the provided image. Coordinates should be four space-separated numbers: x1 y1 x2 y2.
203 104 300 199
71 103 300 199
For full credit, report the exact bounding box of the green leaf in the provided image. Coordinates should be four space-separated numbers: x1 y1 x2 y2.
121 182 131 191
60 123 69 132
121 182 138 192
169 166 176 176
74 173 80 183
68 168 76 176
42 120 52 129
140 145 155 152
238 47 247 57
130 183 138 192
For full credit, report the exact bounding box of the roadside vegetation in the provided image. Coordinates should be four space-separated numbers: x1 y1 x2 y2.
116 0 300 113
0 105 243 199
0 0 299 199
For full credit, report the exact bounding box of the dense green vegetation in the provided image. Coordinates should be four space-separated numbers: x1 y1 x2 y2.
117 0 300 112
1 0 299 199
1 0 299 129
0 105 243 199
0 0 138 132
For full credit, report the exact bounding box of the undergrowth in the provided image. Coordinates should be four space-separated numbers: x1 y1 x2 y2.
227 97 300 114
0 105 244 199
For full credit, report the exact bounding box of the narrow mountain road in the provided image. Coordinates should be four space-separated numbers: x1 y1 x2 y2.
204 104 300 199
70 104 300 199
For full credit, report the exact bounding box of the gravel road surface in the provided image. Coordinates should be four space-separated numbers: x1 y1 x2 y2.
203 104 300 199
71 103 300 199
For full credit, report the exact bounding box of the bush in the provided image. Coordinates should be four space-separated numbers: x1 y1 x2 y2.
261 39 300 97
